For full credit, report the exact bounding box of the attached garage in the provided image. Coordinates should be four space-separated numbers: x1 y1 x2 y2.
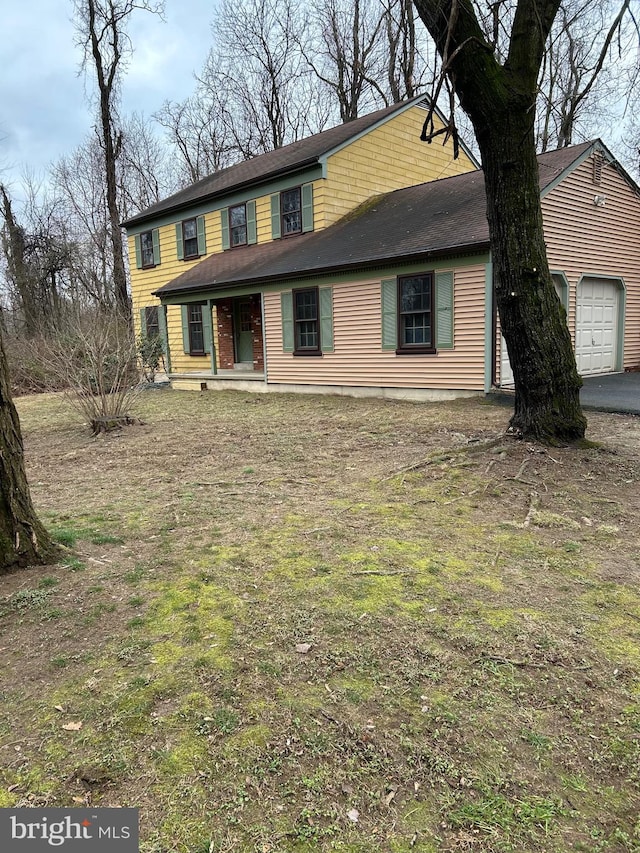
575 277 624 376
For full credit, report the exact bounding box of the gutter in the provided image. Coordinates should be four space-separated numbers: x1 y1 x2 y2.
152 242 491 298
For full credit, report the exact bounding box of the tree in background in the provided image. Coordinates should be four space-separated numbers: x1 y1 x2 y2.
536 0 634 151
73 0 164 317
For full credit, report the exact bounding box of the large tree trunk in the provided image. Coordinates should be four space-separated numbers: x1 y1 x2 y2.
480 113 586 442
0 328 58 572
414 0 586 443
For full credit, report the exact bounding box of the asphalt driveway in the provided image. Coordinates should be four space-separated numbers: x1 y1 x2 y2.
580 372 640 415
490 372 640 415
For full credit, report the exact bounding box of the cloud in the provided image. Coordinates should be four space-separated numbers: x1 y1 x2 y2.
1 0 215 197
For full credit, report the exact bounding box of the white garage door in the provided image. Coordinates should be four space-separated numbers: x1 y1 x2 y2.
576 279 619 376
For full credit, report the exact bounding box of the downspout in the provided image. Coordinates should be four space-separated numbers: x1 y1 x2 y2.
162 304 172 374
260 293 268 383
484 257 495 393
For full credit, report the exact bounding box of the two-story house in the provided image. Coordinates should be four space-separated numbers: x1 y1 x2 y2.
124 98 640 401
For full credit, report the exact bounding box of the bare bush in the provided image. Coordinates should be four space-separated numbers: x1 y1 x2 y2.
45 309 142 434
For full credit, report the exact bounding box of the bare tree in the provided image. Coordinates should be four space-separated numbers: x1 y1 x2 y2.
537 0 635 151
155 95 237 185
118 112 178 218
382 0 431 102
73 0 164 316
303 0 390 121
0 183 72 335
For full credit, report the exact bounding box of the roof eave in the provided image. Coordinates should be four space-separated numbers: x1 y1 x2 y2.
121 156 321 229
153 240 491 299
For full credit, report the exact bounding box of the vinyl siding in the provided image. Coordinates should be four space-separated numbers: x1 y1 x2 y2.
542 156 640 370
129 105 476 355
495 154 640 383
321 107 475 227
264 265 487 390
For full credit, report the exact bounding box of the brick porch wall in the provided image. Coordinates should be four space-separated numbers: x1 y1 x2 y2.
251 295 264 371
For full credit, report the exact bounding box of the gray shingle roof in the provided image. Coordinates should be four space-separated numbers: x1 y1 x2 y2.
123 100 429 228
154 140 596 298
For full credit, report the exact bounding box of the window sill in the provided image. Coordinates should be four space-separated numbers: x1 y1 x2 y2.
395 347 436 355
293 350 323 357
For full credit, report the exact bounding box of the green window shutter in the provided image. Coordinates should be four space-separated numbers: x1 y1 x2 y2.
203 304 213 354
176 223 184 260
181 305 190 353
381 279 398 350
281 291 294 352
158 305 168 356
319 286 333 352
271 194 281 239
302 183 314 233
435 271 454 349
134 235 142 269
139 307 147 335
196 215 206 255
246 200 257 244
152 229 161 265
221 208 230 250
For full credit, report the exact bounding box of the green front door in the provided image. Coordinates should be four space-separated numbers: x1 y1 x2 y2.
234 299 254 364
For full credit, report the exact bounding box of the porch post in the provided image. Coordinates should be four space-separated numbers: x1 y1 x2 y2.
208 298 218 375
161 304 171 374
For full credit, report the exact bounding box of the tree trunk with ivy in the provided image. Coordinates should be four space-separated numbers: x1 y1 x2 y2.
414 0 586 443
0 328 58 572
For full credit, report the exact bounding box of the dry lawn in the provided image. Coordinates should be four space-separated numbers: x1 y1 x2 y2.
1 388 639 852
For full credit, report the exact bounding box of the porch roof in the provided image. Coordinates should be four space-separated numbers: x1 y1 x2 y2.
153 140 595 299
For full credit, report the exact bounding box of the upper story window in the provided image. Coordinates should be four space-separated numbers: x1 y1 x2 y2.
281 188 302 236
270 184 313 240
140 231 155 268
229 204 247 247
221 202 256 250
176 215 206 260
182 218 199 258
134 228 160 269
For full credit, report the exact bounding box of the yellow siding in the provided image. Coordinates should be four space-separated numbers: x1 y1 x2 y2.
264 267 487 391
320 107 475 227
130 105 476 343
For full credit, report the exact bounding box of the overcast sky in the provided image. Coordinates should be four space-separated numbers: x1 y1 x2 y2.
0 1 215 198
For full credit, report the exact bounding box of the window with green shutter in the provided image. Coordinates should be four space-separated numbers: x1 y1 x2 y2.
134 229 160 269
281 287 331 355
435 271 454 349
181 304 212 355
319 287 333 352
381 272 454 353
177 216 206 260
271 183 313 239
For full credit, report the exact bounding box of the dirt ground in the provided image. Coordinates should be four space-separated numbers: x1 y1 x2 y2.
1 389 639 852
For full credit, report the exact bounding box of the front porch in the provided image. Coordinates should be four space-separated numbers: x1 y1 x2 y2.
161 293 266 382
170 369 266 393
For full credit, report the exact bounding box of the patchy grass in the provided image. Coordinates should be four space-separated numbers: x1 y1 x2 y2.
1 389 640 852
